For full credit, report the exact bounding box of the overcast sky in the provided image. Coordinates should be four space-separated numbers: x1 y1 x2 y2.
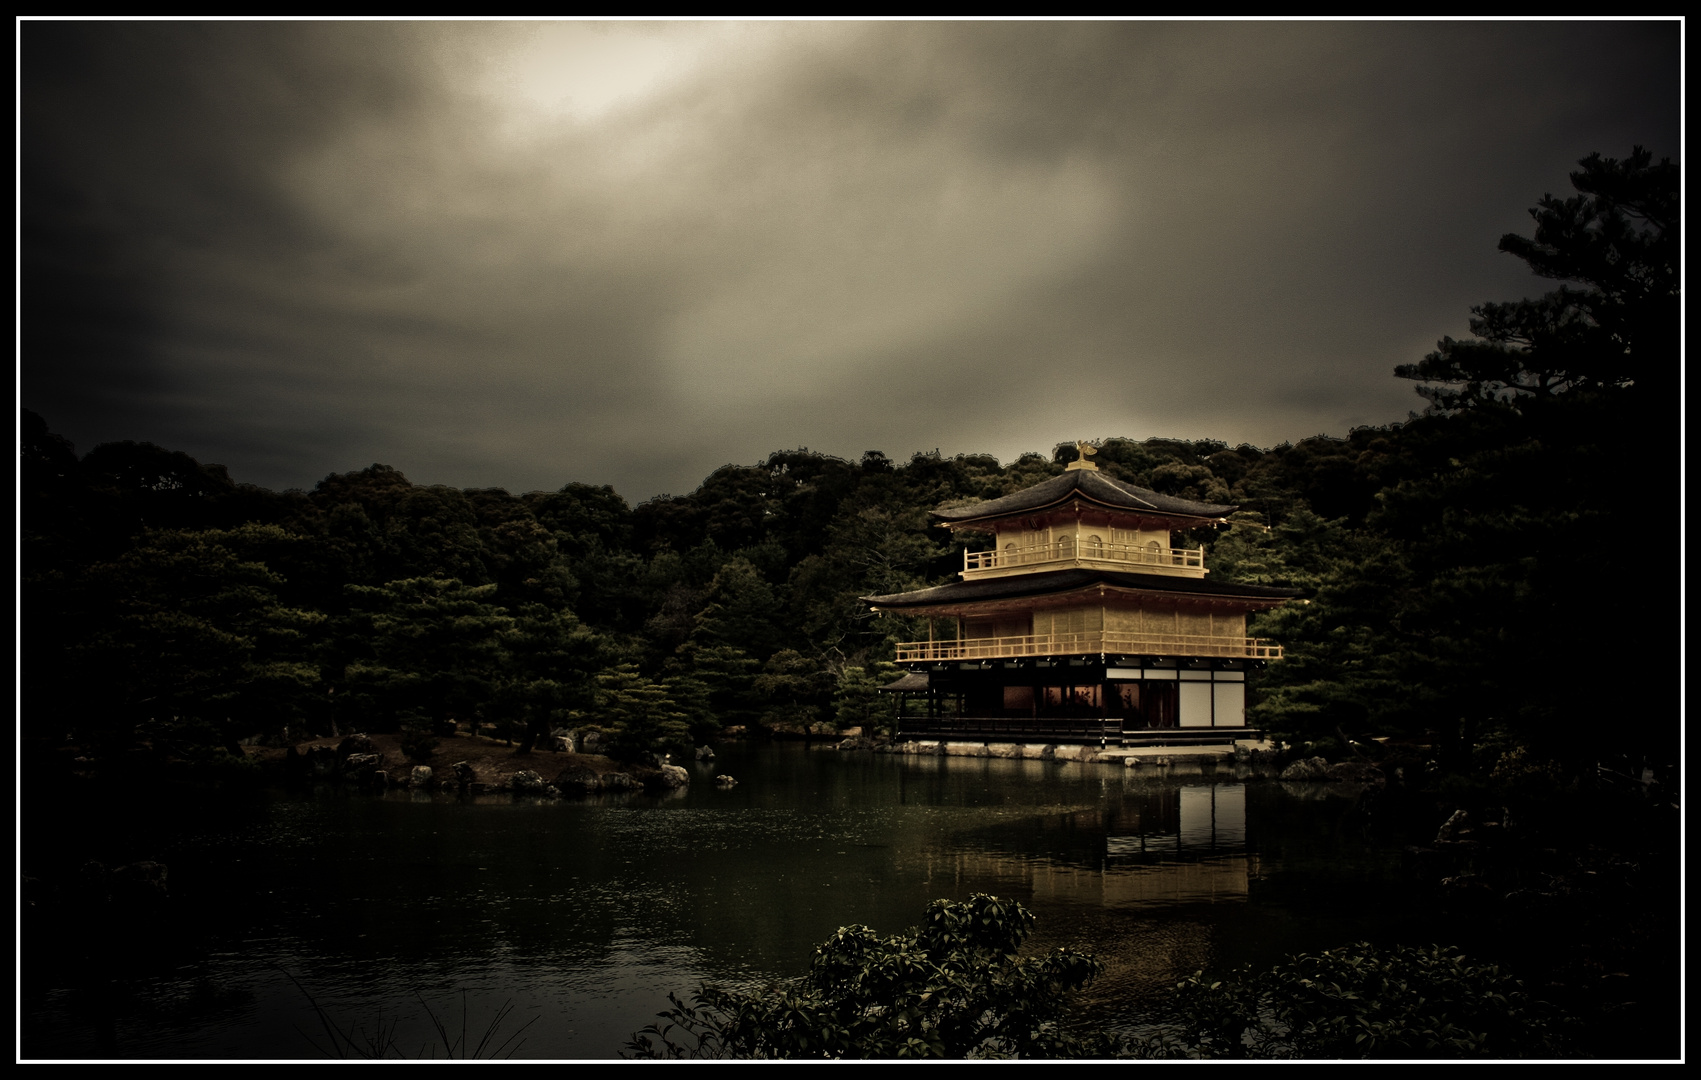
20 19 1680 502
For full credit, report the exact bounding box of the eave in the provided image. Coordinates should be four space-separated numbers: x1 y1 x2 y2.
941 496 1229 534
932 470 1236 532
863 568 1303 618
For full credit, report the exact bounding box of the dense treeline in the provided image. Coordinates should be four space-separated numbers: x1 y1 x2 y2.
22 412 1370 762
20 149 1675 781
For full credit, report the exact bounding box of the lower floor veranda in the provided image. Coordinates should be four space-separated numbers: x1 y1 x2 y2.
885 655 1265 744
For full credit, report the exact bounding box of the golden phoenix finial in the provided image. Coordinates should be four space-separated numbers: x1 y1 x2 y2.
1066 440 1099 471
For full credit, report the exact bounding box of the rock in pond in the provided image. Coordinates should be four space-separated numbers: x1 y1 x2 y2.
336 733 376 759
343 753 384 785
511 769 549 795
555 764 602 795
1436 808 1471 843
1279 756 1332 781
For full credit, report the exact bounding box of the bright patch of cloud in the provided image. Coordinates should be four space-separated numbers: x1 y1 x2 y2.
484 22 750 128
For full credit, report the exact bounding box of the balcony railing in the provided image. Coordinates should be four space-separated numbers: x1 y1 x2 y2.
964 540 1205 575
895 631 1282 663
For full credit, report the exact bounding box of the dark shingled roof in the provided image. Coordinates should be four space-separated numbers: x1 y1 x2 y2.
878 672 931 693
934 469 1235 525
863 568 1302 609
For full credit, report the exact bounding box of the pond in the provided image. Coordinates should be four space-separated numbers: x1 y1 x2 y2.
22 742 1435 1060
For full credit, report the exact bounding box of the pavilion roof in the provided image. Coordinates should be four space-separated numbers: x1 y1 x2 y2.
932 469 1235 527
863 567 1301 611
878 672 931 693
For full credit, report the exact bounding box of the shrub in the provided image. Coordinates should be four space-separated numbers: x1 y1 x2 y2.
1141 942 1567 1059
627 894 1111 1059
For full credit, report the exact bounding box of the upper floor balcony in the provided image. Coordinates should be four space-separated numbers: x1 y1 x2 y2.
895 630 1281 663
963 538 1207 579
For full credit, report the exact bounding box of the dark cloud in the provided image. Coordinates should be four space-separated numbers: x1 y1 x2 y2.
21 20 1679 499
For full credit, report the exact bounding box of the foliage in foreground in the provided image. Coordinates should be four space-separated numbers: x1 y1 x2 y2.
628 897 1572 1060
1139 942 1568 1060
626 894 1111 1059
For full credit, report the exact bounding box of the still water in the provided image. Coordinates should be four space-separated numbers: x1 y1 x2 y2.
23 743 1419 1060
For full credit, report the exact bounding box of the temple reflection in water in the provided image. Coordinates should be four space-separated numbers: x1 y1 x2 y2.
917 779 1253 909
1040 782 1250 908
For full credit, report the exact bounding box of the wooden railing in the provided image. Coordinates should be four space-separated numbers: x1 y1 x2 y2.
964 541 1205 574
895 631 1282 663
